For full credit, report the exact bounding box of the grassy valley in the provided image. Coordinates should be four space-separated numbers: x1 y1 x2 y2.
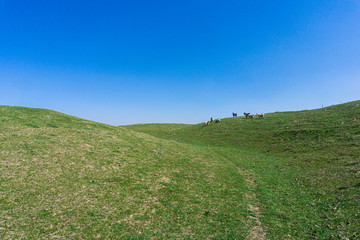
126 100 360 239
0 101 359 239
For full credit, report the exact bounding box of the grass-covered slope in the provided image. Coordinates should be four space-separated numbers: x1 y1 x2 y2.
0 106 256 239
1 101 359 239
126 101 360 190
126 100 360 239
123 123 190 137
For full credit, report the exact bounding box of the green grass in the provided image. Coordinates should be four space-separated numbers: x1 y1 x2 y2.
126 100 360 239
0 106 250 239
1 101 359 239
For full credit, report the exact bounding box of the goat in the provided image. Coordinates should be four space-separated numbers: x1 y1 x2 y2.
248 114 254 119
215 118 221 123
256 113 264 118
232 112 237 117
244 112 251 118
210 117 214 122
205 121 210 125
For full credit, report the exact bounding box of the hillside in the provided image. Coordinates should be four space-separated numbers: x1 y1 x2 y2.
1 102 359 239
126 101 360 190
0 106 255 239
126 100 360 239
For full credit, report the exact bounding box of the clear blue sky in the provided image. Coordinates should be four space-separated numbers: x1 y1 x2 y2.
1 0 359 125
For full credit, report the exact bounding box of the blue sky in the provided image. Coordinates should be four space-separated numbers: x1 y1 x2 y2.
1 0 359 125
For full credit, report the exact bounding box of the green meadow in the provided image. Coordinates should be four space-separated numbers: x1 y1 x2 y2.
1 101 359 239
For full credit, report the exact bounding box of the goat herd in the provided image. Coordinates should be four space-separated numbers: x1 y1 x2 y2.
204 112 265 125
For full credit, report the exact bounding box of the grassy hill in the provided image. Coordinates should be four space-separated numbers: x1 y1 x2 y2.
126 100 360 239
0 106 252 239
1 101 359 239
126 101 360 191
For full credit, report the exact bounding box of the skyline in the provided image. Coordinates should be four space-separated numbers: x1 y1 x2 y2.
1 0 359 125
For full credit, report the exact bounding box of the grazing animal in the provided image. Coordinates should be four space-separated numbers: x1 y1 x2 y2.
210 117 214 122
205 121 210 125
256 113 264 118
244 112 251 118
248 114 254 119
215 118 221 123
232 112 237 117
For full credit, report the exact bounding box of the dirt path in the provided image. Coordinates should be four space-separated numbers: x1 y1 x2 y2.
237 167 266 240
